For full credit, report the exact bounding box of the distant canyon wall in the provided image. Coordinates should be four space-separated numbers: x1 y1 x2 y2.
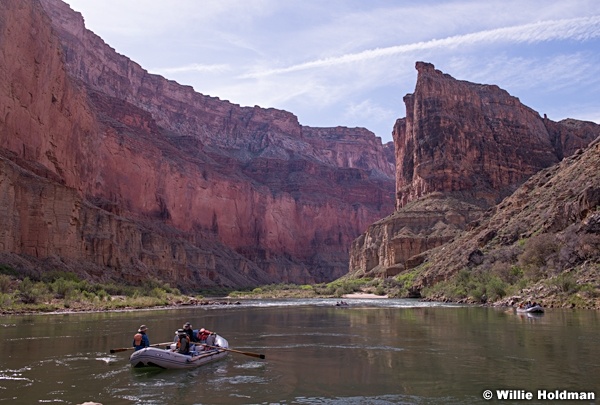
350 62 600 278
0 155 274 288
0 0 395 288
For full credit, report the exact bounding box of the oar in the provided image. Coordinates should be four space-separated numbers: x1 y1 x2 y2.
204 344 265 359
110 341 173 354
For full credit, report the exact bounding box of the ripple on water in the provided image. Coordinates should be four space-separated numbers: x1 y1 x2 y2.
213 374 267 385
234 361 265 369
265 343 404 352
0 367 35 390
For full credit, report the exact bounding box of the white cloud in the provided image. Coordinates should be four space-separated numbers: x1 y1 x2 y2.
63 0 600 141
239 16 600 79
151 63 232 75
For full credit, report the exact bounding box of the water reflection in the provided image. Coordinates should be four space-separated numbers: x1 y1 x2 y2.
0 299 598 404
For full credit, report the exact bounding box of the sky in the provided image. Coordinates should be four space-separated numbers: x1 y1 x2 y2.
64 0 600 144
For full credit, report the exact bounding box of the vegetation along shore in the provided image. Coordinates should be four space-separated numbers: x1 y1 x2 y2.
1 265 598 315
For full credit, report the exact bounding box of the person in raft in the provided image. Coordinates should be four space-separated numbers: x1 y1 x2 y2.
197 327 213 343
183 321 198 342
174 328 191 355
197 328 218 350
132 325 150 351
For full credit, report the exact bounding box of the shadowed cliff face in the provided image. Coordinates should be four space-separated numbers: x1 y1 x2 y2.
0 0 395 288
350 62 600 278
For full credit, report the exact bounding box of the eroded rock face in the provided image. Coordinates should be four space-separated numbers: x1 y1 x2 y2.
416 137 600 300
0 0 395 288
349 195 483 277
0 154 275 288
395 62 596 209
349 62 600 277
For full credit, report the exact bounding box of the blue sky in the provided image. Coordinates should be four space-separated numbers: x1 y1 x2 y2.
64 0 600 144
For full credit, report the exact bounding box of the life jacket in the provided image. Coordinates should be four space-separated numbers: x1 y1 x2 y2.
133 333 143 346
176 335 190 353
197 330 211 342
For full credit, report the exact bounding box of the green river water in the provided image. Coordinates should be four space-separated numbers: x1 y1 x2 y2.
0 298 598 404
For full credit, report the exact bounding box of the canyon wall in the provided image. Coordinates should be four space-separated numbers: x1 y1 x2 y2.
396 62 595 209
349 62 600 278
417 136 600 301
0 0 395 288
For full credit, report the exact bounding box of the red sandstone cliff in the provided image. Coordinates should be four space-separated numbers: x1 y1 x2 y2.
0 0 395 288
396 62 596 209
349 62 600 279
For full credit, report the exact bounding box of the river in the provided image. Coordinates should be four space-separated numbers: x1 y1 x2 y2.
0 298 598 404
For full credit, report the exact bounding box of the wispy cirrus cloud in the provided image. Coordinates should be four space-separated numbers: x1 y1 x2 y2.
151 63 231 75
239 15 600 79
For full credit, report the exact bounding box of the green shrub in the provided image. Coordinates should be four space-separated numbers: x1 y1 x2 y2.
0 292 13 307
578 284 599 298
396 270 418 287
422 268 508 303
96 289 110 301
82 290 96 301
486 276 507 301
519 233 559 280
0 264 18 277
149 287 166 299
0 274 13 293
50 278 76 299
18 277 48 304
468 283 486 302
551 273 578 294
326 278 369 295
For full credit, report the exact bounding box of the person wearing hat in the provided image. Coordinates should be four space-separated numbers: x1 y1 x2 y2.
183 322 197 343
132 325 150 351
174 328 191 355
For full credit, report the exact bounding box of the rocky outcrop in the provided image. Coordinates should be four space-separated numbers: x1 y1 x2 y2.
417 136 600 307
349 195 482 278
0 0 395 288
349 62 600 278
395 62 596 209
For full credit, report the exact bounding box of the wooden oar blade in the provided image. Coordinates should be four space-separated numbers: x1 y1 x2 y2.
241 351 265 359
205 344 265 359
109 341 172 354
110 347 131 353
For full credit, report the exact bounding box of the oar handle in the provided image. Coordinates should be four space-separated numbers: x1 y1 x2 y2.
204 344 265 359
109 341 172 354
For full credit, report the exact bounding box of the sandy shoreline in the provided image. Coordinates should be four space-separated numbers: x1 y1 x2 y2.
341 293 388 299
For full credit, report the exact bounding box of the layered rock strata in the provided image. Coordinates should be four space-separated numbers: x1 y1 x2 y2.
350 62 600 278
0 0 395 288
396 62 595 209
417 136 600 299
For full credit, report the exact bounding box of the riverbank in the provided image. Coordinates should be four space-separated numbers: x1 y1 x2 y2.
342 292 388 299
0 296 243 316
2 271 598 315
